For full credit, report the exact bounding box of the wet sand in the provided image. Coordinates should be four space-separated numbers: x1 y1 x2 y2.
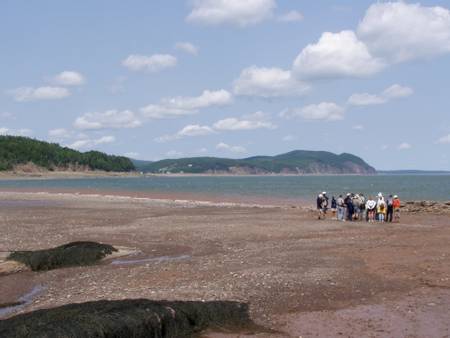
0 191 449 337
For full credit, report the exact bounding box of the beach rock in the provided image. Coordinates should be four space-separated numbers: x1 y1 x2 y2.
401 201 450 214
7 241 117 272
0 299 254 338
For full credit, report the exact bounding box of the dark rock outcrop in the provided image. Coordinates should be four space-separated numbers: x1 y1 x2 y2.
401 201 450 214
0 299 254 338
7 241 117 271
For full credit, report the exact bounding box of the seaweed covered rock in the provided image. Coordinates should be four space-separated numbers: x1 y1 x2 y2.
7 241 117 271
0 299 253 338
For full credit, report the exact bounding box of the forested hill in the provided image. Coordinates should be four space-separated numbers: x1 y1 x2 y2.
0 136 135 172
135 150 376 175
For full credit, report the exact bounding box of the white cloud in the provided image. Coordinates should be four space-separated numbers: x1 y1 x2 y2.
282 102 345 121
348 93 386 106
186 0 276 27
68 135 115 150
436 134 450 144
7 86 70 102
348 84 413 106
122 54 177 72
48 128 71 138
52 71 85 86
0 127 33 137
397 142 412 150
293 30 385 80
156 124 215 143
358 2 450 63
216 142 247 153
175 42 199 55
277 10 303 22
140 105 195 119
162 89 232 110
178 124 215 137
382 84 414 99
233 66 310 97
213 111 276 131
74 110 142 130
141 89 232 119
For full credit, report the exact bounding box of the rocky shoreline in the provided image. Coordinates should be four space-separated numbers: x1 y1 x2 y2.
401 200 450 214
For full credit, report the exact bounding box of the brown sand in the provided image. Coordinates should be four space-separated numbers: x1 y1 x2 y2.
0 191 449 337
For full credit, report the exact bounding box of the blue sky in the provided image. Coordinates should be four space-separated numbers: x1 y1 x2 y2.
1 0 450 170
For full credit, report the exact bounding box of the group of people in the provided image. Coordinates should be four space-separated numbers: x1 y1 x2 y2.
316 191 401 223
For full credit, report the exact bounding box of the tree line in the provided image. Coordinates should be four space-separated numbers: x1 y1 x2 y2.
0 136 135 172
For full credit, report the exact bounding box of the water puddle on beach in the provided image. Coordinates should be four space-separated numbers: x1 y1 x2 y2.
111 255 191 266
0 285 45 318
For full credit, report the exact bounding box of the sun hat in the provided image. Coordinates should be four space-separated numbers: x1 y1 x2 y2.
394 195 398 198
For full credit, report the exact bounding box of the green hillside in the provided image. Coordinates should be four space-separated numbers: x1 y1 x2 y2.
0 136 135 172
136 150 376 174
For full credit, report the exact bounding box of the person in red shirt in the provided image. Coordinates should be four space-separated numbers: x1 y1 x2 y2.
393 195 401 223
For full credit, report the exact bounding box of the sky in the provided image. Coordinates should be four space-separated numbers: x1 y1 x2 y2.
1 0 450 170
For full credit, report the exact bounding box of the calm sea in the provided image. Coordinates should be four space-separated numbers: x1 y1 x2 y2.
0 175 449 203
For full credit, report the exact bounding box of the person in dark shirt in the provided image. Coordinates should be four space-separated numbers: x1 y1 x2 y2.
344 193 354 221
316 193 327 219
386 194 394 222
331 196 337 219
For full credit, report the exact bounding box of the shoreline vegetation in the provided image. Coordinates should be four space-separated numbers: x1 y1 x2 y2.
1 136 449 178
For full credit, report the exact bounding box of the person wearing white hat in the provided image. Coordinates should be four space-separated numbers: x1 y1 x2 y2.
377 195 386 222
316 193 328 220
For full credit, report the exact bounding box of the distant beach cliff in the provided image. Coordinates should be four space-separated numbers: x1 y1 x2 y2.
0 136 377 175
133 150 377 175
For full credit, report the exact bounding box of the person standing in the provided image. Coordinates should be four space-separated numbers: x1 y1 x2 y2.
322 192 329 209
352 194 361 221
359 193 366 221
366 196 377 222
331 196 337 219
337 194 345 221
377 194 386 223
393 195 401 222
386 194 394 222
317 194 326 220
345 193 354 221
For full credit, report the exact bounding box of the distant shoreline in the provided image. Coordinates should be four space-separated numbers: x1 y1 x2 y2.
0 170 141 181
1 171 450 180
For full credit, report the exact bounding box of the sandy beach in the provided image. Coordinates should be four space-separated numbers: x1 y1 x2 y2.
1 191 450 337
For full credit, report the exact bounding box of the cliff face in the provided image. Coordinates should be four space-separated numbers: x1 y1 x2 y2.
138 150 376 175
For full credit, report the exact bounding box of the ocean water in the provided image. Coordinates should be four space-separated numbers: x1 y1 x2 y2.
0 175 449 202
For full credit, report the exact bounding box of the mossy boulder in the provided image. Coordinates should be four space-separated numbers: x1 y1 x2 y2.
0 299 253 338
7 241 117 271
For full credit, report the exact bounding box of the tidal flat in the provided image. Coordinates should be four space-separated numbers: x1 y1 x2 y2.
1 191 449 337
